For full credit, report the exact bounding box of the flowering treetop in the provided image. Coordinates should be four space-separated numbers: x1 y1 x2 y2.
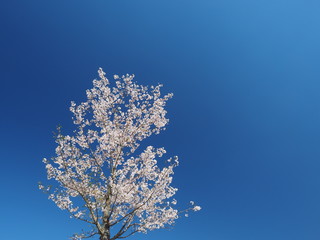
39 68 200 240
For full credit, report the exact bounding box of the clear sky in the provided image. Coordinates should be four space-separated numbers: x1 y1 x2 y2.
1 0 320 239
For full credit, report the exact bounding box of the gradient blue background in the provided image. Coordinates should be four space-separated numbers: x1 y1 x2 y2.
1 0 320 239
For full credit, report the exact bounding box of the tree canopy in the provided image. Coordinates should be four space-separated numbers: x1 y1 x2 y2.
40 69 200 240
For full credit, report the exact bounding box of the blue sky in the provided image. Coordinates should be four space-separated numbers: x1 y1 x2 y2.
1 0 320 239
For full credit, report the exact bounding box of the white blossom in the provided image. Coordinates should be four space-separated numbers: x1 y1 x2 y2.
40 68 200 240
193 206 201 211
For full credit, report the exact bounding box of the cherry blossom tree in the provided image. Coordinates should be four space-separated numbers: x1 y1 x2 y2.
39 68 200 240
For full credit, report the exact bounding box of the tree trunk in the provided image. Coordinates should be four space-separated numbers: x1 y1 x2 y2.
100 236 109 240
